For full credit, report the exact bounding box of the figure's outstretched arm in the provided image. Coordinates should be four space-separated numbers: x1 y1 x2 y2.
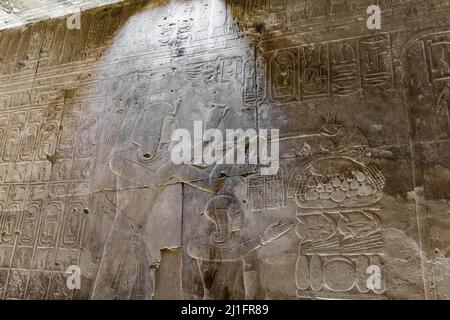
229 221 294 260
109 143 234 192
187 237 262 262
156 143 240 193
189 221 294 262
110 130 258 192
159 161 228 193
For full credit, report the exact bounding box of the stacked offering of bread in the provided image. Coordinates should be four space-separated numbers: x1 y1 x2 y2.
292 157 385 209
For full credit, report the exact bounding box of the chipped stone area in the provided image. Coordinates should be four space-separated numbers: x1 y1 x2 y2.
0 0 449 300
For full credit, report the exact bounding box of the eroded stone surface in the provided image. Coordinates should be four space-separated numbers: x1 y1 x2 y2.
0 0 449 300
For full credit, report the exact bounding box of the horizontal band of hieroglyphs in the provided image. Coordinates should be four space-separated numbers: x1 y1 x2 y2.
0 33 392 110
0 200 86 248
0 106 98 166
0 0 448 80
2 25 450 110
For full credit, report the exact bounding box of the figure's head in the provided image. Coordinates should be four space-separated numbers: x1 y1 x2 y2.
205 195 243 246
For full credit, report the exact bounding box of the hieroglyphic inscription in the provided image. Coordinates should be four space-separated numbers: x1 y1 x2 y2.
290 142 387 299
263 34 394 104
0 103 94 300
0 1 146 299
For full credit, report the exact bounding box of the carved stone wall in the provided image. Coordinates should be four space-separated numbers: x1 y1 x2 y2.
0 0 127 30
0 0 450 300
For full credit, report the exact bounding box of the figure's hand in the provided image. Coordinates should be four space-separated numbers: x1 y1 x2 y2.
260 220 293 246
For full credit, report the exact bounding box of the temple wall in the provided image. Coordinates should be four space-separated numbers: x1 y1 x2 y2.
0 0 449 300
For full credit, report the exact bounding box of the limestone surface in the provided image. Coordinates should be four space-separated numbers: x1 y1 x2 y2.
0 0 449 300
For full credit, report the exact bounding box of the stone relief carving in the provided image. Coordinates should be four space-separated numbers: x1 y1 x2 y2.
188 195 292 299
0 0 448 300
